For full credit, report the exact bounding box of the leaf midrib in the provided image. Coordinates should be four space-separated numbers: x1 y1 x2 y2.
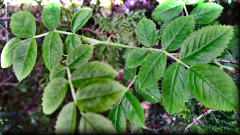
14 13 32 35
129 49 149 67
169 63 178 113
69 47 91 67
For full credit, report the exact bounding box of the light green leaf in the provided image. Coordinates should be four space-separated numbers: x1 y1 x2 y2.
162 63 189 115
42 2 60 30
76 78 126 112
108 104 126 133
1 37 21 68
151 0 183 23
121 92 144 127
190 3 223 24
123 65 136 80
42 31 63 70
66 45 93 69
55 102 76 134
13 38 37 81
188 64 239 111
138 51 166 89
71 8 93 32
126 48 150 68
180 25 233 65
136 19 157 48
162 16 194 51
49 64 67 81
65 34 82 54
42 78 68 114
134 79 160 103
160 16 181 35
71 61 118 88
79 112 117 134
185 0 204 5
10 11 36 38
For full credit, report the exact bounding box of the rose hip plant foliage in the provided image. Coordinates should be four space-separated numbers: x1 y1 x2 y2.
1 0 239 134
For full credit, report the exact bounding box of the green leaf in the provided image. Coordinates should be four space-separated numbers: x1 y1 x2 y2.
108 104 126 133
136 19 157 48
188 64 239 111
160 16 181 35
71 8 93 32
42 2 60 30
1 37 21 68
151 0 183 23
13 38 37 81
76 78 126 112
126 48 150 68
42 31 63 70
121 92 144 127
180 25 233 65
123 65 136 80
162 63 189 115
134 79 160 103
55 102 76 134
190 3 223 24
79 112 117 134
49 64 67 81
162 16 194 51
71 61 118 88
138 51 166 89
66 45 93 69
185 0 204 5
65 34 82 54
42 78 68 114
10 11 36 38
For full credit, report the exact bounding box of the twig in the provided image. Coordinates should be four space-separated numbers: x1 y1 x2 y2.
0 74 14 87
0 24 10 35
214 59 239 65
183 109 214 134
228 68 239 76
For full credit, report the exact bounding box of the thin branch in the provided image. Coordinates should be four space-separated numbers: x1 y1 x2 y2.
0 74 14 87
183 109 214 134
214 59 239 65
0 24 10 35
228 68 239 76
80 28 119 35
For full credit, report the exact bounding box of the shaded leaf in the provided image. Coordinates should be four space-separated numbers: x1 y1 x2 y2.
123 65 136 80
108 104 126 133
13 38 37 81
42 31 63 70
65 34 82 54
138 51 166 89
1 37 21 68
49 64 67 80
42 2 60 30
71 8 93 32
126 48 150 68
42 78 68 114
55 102 76 134
180 25 233 65
188 64 239 111
66 45 93 69
162 63 189 115
79 112 117 134
10 11 36 38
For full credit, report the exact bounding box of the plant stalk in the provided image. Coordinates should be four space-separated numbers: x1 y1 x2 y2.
33 32 48 38
183 4 189 16
66 67 77 104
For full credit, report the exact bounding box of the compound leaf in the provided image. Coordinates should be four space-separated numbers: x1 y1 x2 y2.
108 104 126 133
42 31 63 70
121 92 144 127
13 38 37 81
71 8 93 32
42 2 60 30
188 64 239 111
65 34 82 54
66 45 93 69
190 3 223 24
123 65 136 80
162 63 189 115
42 78 68 114
126 48 150 68
71 61 118 87
162 16 194 51
180 25 233 65
152 0 183 23
76 78 126 112
49 64 67 81
138 51 166 89
1 37 21 68
79 112 117 134
55 102 76 134
136 19 157 48
10 11 36 38
134 79 160 103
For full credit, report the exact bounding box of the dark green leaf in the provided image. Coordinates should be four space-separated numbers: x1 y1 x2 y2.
42 2 60 30
160 16 181 35
126 48 150 68
108 104 126 133
49 64 67 80
123 65 136 80
65 34 82 54
71 8 93 32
